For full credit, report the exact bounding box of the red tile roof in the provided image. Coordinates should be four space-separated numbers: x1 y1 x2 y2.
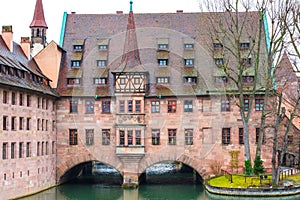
30 0 48 28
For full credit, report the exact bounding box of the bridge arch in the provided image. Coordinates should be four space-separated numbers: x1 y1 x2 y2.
139 153 208 180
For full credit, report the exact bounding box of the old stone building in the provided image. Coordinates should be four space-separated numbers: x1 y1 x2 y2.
1 0 299 199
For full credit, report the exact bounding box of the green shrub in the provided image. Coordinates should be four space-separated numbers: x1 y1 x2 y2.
253 156 264 175
245 159 252 176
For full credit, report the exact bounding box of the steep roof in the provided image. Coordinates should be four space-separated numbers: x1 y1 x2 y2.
30 0 48 28
58 11 268 97
0 35 57 96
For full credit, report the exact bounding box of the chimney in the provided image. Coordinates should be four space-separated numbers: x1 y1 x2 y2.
116 11 123 14
2 25 13 52
20 37 31 60
176 10 183 13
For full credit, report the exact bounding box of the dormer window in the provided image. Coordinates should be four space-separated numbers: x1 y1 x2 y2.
67 78 80 85
97 60 107 67
240 43 250 50
158 44 168 50
184 44 194 49
71 60 81 68
184 59 194 67
241 58 251 66
184 77 197 84
213 43 223 50
242 76 254 85
215 76 228 84
73 45 83 51
156 77 170 84
215 58 224 66
98 45 108 50
94 78 106 85
158 59 168 66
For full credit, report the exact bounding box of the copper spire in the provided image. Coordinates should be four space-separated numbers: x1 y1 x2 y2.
120 0 142 68
30 0 48 28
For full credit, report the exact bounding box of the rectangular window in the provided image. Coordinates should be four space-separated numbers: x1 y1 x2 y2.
45 120 48 131
134 78 140 84
37 97 41 108
215 76 228 84
2 143 8 159
151 101 160 113
27 95 31 107
52 141 55 154
71 60 81 68
3 91 8 104
46 142 49 155
168 129 177 145
215 58 224 66
135 100 141 113
73 45 83 50
158 59 168 66
239 128 244 144
94 78 106 85
156 77 169 84
102 100 111 113
3 116 7 130
128 130 133 145
37 119 40 131
41 142 44 155
244 98 249 111
136 130 141 145
184 100 193 112
288 135 293 145
97 60 107 67
128 100 133 113
119 100 125 113
213 43 223 50
85 129 94 146
184 44 194 49
221 98 230 112
69 129 78 145
158 44 168 49
222 128 231 145
26 118 30 130
37 142 40 156
240 43 250 50
98 45 108 50
184 77 197 84
168 100 177 113
255 98 264 111
242 76 254 85
11 92 16 105
85 100 94 113
19 117 24 130
11 117 16 131
119 78 126 85
152 129 160 145
241 58 252 66
184 59 194 66
26 142 31 157
11 142 16 159
119 130 125 145
19 142 23 158
70 100 78 113
67 78 80 85
185 129 193 145
19 93 23 106
255 128 265 144
102 129 111 145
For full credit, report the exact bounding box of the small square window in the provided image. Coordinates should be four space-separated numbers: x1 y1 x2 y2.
73 45 83 50
97 60 107 67
215 76 228 84
215 58 224 66
94 78 106 85
184 44 194 49
99 45 108 50
213 43 223 50
184 59 194 66
158 59 168 66
120 78 126 85
240 43 250 50
184 77 197 84
67 78 80 85
158 44 168 49
71 60 81 68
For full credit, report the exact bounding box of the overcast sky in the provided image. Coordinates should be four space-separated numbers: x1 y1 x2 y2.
0 0 201 44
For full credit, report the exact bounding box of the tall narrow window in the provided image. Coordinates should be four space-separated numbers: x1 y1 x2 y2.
27 95 31 107
2 143 8 159
19 142 23 158
19 117 24 130
3 91 8 104
86 129 94 146
19 93 23 106
52 141 55 154
26 142 31 157
167 100 177 113
222 128 231 145
256 128 265 144
119 100 125 113
11 117 16 131
184 100 193 112
41 142 44 155
119 130 125 145
70 100 78 113
46 142 49 155
11 142 15 159
85 100 94 114
3 116 7 130
151 101 160 113
221 98 230 112
69 129 78 145
26 118 31 130
11 92 16 105
37 142 40 156
128 100 133 113
255 98 264 111
102 100 111 113
185 129 193 145
102 129 110 145
136 130 141 145
168 129 177 145
244 98 249 111
152 129 160 145
128 130 133 145
239 128 244 144
135 100 141 113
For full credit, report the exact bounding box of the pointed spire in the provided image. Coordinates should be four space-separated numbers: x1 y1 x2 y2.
30 0 48 28
120 1 142 68
130 0 133 12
